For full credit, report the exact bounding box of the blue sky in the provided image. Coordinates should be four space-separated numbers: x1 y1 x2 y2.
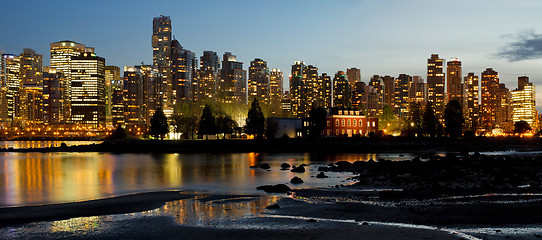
2 0 542 108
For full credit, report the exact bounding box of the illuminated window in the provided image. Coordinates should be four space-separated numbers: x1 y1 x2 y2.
347 119 351 127
341 119 345 126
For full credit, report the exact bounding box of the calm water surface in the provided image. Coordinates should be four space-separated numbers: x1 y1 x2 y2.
0 150 416 207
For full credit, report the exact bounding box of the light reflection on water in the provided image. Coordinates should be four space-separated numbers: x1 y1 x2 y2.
0 141 100 149
0 152 417 207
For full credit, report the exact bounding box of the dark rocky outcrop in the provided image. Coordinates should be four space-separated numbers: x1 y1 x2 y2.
290 177 304 184
256 184 291 193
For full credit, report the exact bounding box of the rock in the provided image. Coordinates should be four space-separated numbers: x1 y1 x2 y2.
299 163 308 167
259 163 271 169
266 204 281 209
307 219 318 223
256 184 292 193
335 161 352 169
361 222 369 225
249 165 258 169
291 165 305 173
290 176 304 184
280 163 291 170
316 172 329 178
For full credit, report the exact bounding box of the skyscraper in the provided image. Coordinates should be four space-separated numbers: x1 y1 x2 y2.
269 69 283 110
198 51 220 102
152 15 172 108
220 52 246 103
290 61 304 117
427 54 445 117
105 66 121 127
43 68 64 125
369 75 385 115
333 71 351 108
346 68 361 87
409 76 427 105
464 72 479 131
171 39 196 105
446 58 463 103
511 76 537 130
318 73 332 109
394 74 412 116
248 58 270 103
1 54 21 121
123 66 146 128
480 68 499 133
70 51 106 127
50 40 86 122
382 75 395 108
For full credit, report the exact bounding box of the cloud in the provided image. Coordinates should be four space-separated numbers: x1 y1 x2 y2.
496 30 542 62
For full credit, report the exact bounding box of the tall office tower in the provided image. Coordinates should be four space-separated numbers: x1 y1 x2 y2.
105 66 121 126
369 75 385 115
394 74 412 117
409 76 427 105
290 61 305 117
220 52 246 103
446 58 463 103
281 91 292 113
50 40 86 122
43 68 64 124
464 73 479 131
110 76 124 127
495 83 512 132
135 64 164 121
19 51 43 124
123 66 146 127
248 58 270 103
318 73 332 108
427 54 445 117
152 15 172 108
170 39 196 105
1 54 20 121
511 76 537 130
269 69 283 110
346 68 361 87
382 75 395 108
480 68 499 133
198 51 220 102
333 71 351 108
70 52 106 127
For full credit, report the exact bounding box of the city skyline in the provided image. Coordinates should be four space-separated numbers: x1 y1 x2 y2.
1 0 542 109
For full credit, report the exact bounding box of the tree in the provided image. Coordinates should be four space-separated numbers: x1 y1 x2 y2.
514 120 532 134
244 99 265 139
173 114 198 140
199 104 216 140
444 100 465 137
216 113 237 139
110 124 127 140
422 102 438 137
149 108 169 140
308 107 327 138
406 102 423 136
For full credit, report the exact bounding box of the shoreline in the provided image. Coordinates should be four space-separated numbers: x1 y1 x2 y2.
1 137 541 153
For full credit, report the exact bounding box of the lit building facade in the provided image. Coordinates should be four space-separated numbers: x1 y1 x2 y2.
464 72 479 131
333 71 351 108
171 39 196 105
1 54 20 121
105 66 121 126
43 68 64 125
70 52 106 127
324 108 378 137
50 40 86 122
394 74 412 117
220 52 246 103
409 76 427 105
427 54 445 117
446 58 463 103
369 75 385 114
152 15 172 109
248 58 270 103
269 69 283 110
346 68 361 87
480 68 499 133
198 51 220 102
290 61 304 117
382 75 395 108
511 76 537 130
318 73 332 108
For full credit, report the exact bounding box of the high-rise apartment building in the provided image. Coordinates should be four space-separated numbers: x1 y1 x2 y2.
220 52 246 103
198 51 220 102
446 58 463 103
511 76 537 130
302 65 319 112
346 68 361 87
248 58 270 103
333 71 351 108
480 68 499 133
123 66 146 128
171 39 196 105
369 75 385 115
269 69 283 109
382 75 395 108
152 15 172 108
43 68 64 125
318 73 332 109
409 76 427 105
70 51 106 127
394 74 412 117
496 83 512 132
464 72 479 131
427 54 445 117
50 40 86 122
290 61 304 117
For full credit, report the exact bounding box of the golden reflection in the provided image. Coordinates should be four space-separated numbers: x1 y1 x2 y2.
50 216 105 233
151 195 281 226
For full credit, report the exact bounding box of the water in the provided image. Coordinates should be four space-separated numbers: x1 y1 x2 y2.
0 151 417 207
0 141 101 149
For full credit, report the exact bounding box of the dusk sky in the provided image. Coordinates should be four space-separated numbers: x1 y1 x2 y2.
2 0 542 109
